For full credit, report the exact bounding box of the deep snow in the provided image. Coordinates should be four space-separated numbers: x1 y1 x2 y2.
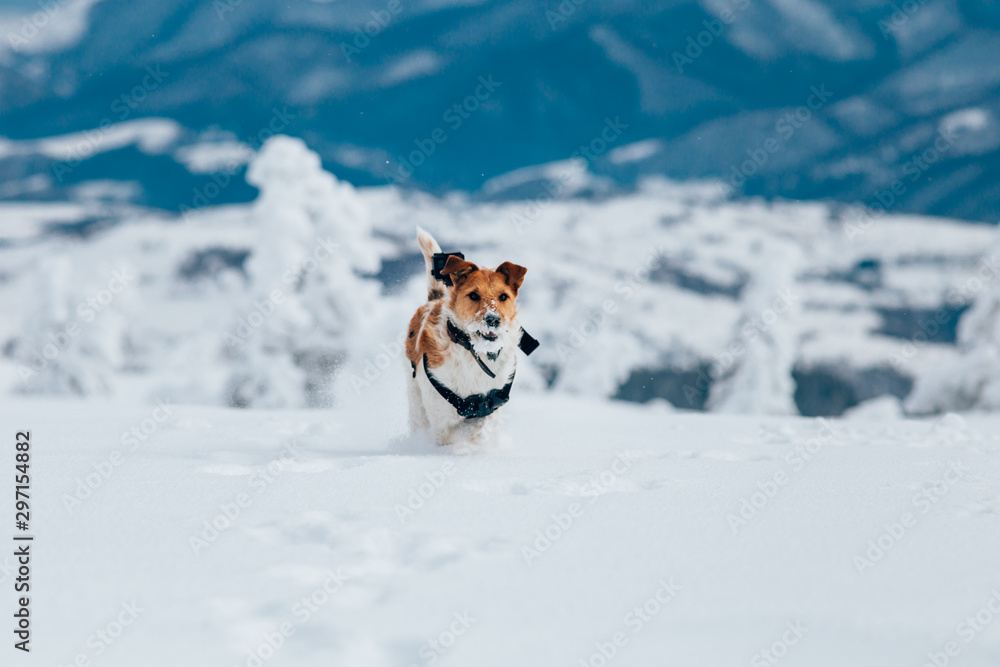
3 384 999 666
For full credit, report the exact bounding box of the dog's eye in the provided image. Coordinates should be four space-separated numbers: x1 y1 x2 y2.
468 292 480 301
498 293 509 301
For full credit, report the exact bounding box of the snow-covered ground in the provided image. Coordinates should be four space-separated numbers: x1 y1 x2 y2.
4 385 999 666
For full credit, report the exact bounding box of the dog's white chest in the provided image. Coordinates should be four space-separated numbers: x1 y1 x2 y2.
431 346 516 398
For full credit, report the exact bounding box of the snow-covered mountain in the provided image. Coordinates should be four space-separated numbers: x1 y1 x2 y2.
2 0 1000 220
2 135 998 417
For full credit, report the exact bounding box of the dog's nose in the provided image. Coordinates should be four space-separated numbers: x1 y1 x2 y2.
484 313 501 328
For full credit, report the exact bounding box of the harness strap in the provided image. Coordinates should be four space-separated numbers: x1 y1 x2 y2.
423 354 515 419
518 328 539 356
446 319 497 378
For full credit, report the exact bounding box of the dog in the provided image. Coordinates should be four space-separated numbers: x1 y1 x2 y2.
405 227 535 446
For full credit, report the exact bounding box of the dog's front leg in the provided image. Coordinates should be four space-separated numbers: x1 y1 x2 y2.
407 378 429 434
432 423 462 446
465 412 502 446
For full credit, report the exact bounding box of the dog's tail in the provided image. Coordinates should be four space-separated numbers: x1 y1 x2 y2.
416 226 444 300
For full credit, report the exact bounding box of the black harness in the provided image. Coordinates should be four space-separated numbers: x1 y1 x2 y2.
446 319 498 377
423 354 515 419
416 323 539 419
414 248 541 420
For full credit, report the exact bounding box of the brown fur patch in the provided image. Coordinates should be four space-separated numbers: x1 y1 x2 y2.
405 307 424 368
496 262 527 293
440 256 479 285
406 301 448 370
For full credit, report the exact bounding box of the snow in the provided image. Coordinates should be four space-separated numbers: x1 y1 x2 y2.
905 241 1000 414
379 50 445 87
881 32 1000 116
2 135 1000 417
4 390 1000 666
0 118 183 162
767 0 873 62
939 108 1000 158
478 158 594 198
0 0 105 56
464 308 509 357
886 0 962 60
707 238 801 414
607 139 663 165
174 140 254 174
223 136 385 408
0 202 105 240
2 130 1000 664
843 395 904 421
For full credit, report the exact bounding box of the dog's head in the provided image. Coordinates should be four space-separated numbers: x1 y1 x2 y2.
440 256 527 353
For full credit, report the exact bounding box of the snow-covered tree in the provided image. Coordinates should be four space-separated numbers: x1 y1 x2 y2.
11 255 133 396
707 240 801 414
222 136 384 407
906 235 1000 413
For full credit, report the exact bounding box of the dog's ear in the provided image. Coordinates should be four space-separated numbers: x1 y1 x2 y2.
441 255 479 286
496 262 527 293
